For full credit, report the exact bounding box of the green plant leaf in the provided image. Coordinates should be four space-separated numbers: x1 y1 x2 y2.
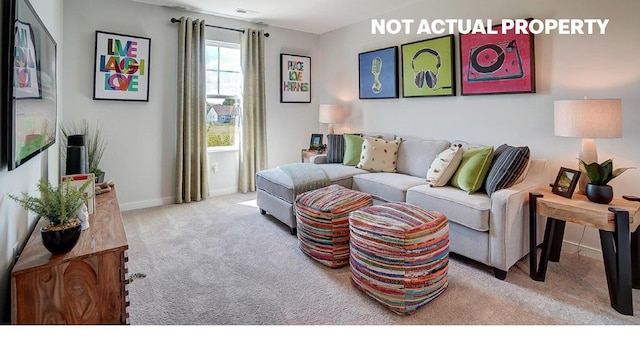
60 119 107 176
612 167 635 179
579 158 635 185
8 178 93 226
582 161 606 185
602 159 613 180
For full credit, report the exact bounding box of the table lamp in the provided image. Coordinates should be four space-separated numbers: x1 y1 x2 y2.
554 97 622 193
319 104 344 134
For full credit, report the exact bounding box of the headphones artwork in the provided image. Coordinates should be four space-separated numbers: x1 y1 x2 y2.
411 48 441 89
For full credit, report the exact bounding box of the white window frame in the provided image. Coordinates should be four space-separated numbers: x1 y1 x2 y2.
206 40 241 152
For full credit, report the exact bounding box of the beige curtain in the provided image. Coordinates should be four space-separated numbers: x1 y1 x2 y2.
239 28 268 193
176 17 209 203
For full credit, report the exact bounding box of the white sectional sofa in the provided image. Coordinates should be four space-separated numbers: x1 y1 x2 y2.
256 136 548 279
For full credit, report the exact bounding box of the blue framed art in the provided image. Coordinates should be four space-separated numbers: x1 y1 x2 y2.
358 46 398 99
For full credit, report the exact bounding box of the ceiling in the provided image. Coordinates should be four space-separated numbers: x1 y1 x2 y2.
129 0 423 34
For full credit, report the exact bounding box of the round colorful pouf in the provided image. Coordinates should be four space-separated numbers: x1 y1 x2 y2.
349 202 449 315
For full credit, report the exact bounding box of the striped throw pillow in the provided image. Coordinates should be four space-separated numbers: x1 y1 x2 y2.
326 134 345 163
484 144 530 196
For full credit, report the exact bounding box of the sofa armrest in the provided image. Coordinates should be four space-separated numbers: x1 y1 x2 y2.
488 159 549 271
310 154 328 164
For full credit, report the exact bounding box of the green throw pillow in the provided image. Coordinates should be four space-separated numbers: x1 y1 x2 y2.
342 134 364 166
450 146 494 193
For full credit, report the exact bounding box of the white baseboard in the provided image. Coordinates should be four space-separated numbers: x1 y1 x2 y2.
209 187 238 197
120 196 175 211
119 188 238 211
561 240 602 260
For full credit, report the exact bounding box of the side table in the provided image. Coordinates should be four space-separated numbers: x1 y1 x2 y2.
528 188 640 315
301 149 326 163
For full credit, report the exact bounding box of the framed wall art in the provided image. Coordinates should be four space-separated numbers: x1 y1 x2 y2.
358 46 398 99
6 0 58 170
459 18 536 95
552 167 580 199
14 20 40 99
93 31 151 101
281 54 311 103
401 35 455 97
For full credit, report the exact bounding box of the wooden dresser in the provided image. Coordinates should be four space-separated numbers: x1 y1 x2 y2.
11 187 129 324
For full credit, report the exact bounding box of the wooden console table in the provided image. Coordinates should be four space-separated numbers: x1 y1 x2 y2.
11 187 129 324
528 188 640 315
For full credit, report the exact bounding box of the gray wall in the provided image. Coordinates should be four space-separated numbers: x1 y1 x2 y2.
62 0 321 208
316 0 640 258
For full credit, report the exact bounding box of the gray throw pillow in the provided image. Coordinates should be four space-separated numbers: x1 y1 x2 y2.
484 144 530 196
326 134 345 163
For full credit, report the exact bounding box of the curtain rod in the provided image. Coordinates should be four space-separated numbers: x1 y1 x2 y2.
170 17 270 37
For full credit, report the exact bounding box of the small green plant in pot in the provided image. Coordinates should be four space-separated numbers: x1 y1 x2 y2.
579 159 634 204
9 178 93 254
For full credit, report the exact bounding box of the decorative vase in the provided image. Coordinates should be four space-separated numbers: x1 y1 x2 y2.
585 183 614 204
40 223 82 254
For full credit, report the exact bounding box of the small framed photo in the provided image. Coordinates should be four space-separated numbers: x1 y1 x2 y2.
309 133 323 150
552 167 580 198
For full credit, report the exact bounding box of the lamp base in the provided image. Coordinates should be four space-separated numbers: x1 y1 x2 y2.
327 123 334 135
577 138 597 194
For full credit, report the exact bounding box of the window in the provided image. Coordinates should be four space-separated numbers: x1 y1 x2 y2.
205 41 242 148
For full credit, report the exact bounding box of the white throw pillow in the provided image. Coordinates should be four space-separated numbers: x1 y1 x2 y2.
356 137 401 173
426 144 463 187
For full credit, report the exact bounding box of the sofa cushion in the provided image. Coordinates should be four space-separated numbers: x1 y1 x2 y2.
352 173 426 202
356 137 401 173
452 140 486 152
256 168 296 203
426 144 463 187
406 184 491 231
396 138 450 178
450 145 494 194
484 144 530 196
256 164 368 203
326 134 345 163
318 163 370 183
362 131 395 141
342 134 364 166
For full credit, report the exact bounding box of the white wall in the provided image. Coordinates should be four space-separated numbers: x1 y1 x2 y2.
0 0 63 323
63 0 320 209
318 0 640 259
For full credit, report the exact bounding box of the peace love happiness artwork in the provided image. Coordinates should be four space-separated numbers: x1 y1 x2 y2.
93 31 151 101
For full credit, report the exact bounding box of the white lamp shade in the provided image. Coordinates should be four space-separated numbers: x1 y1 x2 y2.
319 104 344 124
554 99 622 138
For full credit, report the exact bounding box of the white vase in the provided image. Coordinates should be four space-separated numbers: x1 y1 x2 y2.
77 203 90 230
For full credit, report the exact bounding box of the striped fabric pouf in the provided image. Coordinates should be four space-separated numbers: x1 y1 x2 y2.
295 184 373 268
349 202 449 315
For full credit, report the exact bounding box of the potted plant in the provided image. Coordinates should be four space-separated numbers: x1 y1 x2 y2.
9 178 93 254
579 159 634 204
61 119 108 182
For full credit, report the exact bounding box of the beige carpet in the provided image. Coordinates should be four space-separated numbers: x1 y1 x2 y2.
121 192 640 325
